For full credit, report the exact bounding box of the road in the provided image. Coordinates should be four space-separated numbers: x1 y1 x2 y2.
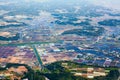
0 40 61 46
32 45 43 68
0 41 51 46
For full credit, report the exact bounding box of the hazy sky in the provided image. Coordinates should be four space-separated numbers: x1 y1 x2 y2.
88 0 120 10
25 0 120 10
0 0 120 10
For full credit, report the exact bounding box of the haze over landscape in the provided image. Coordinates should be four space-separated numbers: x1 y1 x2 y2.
0 0 120 80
